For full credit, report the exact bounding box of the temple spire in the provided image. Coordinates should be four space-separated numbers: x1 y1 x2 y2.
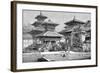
73 16 76 21
40 11 42 16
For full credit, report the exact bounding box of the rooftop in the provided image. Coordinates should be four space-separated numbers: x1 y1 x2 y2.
35 11 47 19
28 27 45 35
64 16 85 26
36 31 63 38
32 20 59 27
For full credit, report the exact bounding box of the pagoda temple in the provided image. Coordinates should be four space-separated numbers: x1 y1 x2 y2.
29 11 59 37
27 11 63 52
60 16 89 52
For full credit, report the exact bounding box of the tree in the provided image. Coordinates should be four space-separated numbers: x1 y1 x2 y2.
72 26 83 52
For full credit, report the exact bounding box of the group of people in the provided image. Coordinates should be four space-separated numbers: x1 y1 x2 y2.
38 40 70 52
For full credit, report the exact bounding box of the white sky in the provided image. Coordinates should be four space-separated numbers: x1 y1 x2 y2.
23 10 91 32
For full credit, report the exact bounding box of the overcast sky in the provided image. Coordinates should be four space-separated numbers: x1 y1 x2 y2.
23 10 91 32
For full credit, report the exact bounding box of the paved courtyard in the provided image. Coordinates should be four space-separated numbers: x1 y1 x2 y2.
23 51 91 63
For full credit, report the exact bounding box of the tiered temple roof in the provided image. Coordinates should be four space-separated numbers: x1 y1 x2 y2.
31 12 59 32
60 17 86 34
28 11 61 40
28 26 45 36
32 20 59 27
64 16 85 27
28 12 48 37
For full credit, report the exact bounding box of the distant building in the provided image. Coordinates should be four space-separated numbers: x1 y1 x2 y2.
23 33 33 48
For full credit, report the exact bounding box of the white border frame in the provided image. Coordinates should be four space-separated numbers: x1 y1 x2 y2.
16 3 96 70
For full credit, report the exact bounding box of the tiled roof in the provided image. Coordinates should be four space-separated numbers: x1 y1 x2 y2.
32 21 59 27
35 14 47 19
64 18 85 26
36 31 63 38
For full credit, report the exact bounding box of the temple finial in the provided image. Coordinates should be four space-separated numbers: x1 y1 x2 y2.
40 11 42 15
73 16 75 20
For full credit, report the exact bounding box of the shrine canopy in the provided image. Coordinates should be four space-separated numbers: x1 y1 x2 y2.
36 31 63 38
35 31 63 42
